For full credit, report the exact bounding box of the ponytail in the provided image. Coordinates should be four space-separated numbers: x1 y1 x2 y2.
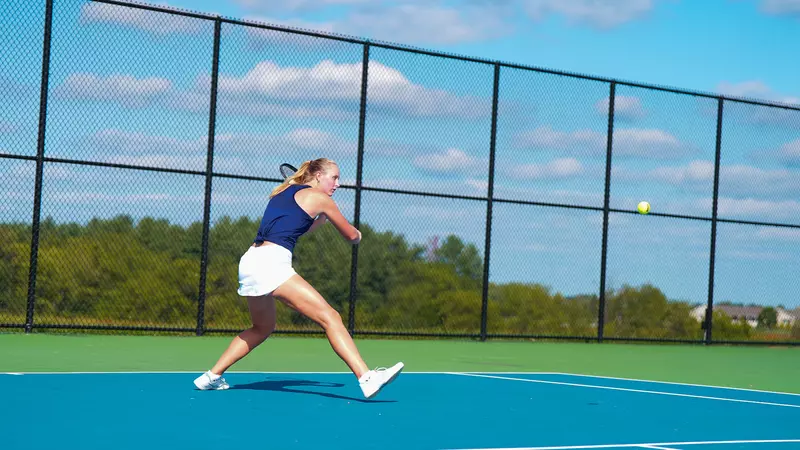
270 158 337 198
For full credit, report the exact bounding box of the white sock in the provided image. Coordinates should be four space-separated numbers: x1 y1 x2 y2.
358 371 373 383
207 370 221 381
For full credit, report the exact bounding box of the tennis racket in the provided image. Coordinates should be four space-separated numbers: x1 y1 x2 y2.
279 163 297 180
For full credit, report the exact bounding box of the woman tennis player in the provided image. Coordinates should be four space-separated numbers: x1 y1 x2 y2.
194 158 403 399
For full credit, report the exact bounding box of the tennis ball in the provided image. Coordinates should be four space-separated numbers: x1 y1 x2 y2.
637 201 651 214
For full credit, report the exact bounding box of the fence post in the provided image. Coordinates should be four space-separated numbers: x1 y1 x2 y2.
705 98 724 344
598 81 616 343
196 17 222 336
348 42 370 335
480 63 501 341
25 0 55 334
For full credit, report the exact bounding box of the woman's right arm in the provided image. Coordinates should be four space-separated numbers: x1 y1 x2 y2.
319 196 361 244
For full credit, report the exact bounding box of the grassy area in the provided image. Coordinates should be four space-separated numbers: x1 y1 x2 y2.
1 332 799 393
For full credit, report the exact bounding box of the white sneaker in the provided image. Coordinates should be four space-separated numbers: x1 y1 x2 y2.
193 370 230 390
359 362 404 399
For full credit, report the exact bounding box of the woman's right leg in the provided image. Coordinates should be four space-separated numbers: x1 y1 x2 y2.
210 295 276 375
194 295 276 390
272 274 369 379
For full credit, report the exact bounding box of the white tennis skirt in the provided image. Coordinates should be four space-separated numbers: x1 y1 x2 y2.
237 244 297 297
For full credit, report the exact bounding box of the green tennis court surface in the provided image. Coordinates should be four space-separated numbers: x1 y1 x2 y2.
2 334 798 393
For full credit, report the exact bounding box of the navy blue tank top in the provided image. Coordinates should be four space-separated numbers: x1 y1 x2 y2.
254 184 315 253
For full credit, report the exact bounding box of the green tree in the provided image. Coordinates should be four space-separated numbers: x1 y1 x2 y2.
712 311 752 340
0 224 30 318
432 236 483 286
488 283 570 335
603 284 701 339
6 214 789 342
757 307 777 329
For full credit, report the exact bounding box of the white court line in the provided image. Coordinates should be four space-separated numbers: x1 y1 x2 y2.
0 371 551 375
5 371 799 400
449 439 800 450
641 446 679 450
449 373 800 409
1 371 354 375
473 372 800 398
5 371 800 398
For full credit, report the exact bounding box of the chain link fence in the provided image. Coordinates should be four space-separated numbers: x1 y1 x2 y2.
1 0 799 344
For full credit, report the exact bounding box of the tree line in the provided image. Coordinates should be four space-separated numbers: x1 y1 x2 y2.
1 215 796 341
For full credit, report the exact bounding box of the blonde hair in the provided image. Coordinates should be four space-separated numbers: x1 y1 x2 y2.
270 158 337 198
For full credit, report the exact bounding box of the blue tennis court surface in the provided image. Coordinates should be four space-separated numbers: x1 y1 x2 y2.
2 372 798 450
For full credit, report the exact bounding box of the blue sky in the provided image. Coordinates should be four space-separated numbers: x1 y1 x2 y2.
151 0 800 104
1 0 799 314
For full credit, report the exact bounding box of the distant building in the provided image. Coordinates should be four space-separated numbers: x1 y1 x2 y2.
777 308 799 327
690 304 798 328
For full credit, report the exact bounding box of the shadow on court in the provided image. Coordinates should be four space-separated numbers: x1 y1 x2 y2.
231 378 397 403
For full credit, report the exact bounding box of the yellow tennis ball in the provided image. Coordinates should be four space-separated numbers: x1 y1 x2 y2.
637 201 651 214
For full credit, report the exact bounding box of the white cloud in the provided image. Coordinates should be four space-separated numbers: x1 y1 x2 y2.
403 204 473 221
718 80 772 99
105 154 209 169
214 60 361 99
78 0 509 45
0 191 30 203
515 126 686 159
47 191 199 205
1 78 36 102
270 128 354 153
233 0 369 12
216 129 358 163
242 16 338 49
716 81 800 127
55 74 172 107
412 148 482 173
70 128 207 171
759 0 800 18
364 177 488 195
344 4 509 44
717 80 799 104
777 139 800 164
211 59 489 118
242 3 508 44
71 128 358 172
507 157 584 179
610 195 712 216
719 164 800 197
595 95 645 120
493 182 605 205
716 197 800 220
515 126 605 155
617 160 800 199
54 59 484 119
364 139 417 157
83 128 205 154
614 129 685 158
79 2 206 35
757 227 800 241
524 0 657 29
213 98 354 120
0 121 17 133
649 160 715 185
742 107 799 128
465 178 489 192
10 163 74 181
721 249 788 261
